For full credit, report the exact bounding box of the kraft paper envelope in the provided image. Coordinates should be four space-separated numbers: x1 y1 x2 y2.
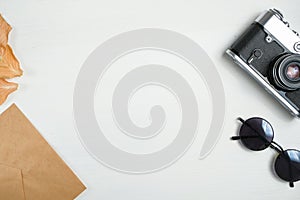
0 104 86 200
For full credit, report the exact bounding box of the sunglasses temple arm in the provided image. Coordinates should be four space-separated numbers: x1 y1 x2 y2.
230 118 246 140
237 117 245 123
231 136 241 140
288 155 295 187
231 135 259 140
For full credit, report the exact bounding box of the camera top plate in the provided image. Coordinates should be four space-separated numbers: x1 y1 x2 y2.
255 9 300 54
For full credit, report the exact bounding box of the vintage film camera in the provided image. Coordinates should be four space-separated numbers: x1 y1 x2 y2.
226 9 300 117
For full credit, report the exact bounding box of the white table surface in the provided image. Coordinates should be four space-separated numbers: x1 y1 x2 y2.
1 0 300 199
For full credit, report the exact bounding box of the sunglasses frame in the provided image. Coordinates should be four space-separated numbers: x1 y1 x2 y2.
231 117 299 188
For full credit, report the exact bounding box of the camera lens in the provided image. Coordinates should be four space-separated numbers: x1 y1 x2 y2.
286 64 300 80
271 54 300 91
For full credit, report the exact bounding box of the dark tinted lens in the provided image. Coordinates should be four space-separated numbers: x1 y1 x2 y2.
275 149 300 182
239 117 274 151
286 64 300 80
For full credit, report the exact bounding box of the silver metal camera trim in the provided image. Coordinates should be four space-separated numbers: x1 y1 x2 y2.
255 9 300 54
226 49 300 118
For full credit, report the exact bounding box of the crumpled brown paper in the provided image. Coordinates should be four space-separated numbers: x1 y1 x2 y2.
0 104 86 200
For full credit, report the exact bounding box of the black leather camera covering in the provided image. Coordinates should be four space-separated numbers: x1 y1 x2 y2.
231 23 284 77
286 90 300 108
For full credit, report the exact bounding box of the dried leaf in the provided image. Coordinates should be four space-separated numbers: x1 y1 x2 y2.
0 79 18 105
0 14 23 105
0 15 11 47
0 45 23 79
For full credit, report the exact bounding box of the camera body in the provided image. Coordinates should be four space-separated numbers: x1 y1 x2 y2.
227 9 300 117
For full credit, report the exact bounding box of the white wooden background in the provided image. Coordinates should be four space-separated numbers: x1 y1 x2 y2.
1 0 300 199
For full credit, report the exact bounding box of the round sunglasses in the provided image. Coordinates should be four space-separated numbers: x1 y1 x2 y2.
231 117 300 188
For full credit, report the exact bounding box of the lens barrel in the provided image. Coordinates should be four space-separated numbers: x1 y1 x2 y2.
271 54 300 91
